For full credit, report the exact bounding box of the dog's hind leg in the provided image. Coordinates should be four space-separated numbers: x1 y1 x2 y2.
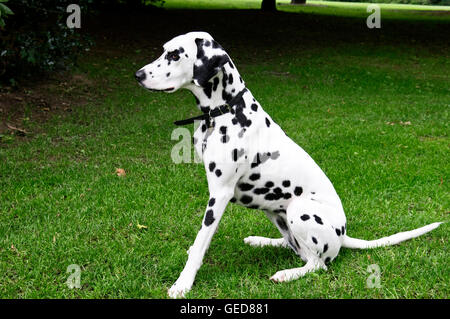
269 197 345 282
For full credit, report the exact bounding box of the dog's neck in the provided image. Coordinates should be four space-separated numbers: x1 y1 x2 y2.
186 62 246 113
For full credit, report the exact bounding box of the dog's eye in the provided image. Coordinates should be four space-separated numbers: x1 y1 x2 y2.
167 52 180 61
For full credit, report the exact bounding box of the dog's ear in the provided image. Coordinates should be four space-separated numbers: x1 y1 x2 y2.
193 38 230 87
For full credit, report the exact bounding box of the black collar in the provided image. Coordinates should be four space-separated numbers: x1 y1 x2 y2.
174 88 247 126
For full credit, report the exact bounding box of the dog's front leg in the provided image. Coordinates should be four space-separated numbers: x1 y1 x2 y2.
168 190 233 298
168 156 243 298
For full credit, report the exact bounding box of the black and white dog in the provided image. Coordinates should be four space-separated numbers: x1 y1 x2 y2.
135 31 441 298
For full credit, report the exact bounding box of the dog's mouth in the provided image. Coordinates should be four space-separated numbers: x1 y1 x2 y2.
147 87 175 92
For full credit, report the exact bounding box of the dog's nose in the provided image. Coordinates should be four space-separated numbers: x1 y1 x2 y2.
135 70 146 82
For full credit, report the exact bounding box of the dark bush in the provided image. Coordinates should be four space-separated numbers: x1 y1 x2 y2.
0 0 163 85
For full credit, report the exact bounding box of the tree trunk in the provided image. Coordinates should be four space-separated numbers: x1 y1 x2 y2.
291 0 306 4
261 0 277 11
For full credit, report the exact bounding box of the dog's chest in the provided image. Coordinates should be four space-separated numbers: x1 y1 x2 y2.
192 111 258 162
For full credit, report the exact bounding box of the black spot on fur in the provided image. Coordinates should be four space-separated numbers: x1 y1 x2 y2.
203 82 213 99
249 173 260 181
300 214 310 221
209 162 216 172
282 180 291 187
312 237 318 244
251 103 258 112
228 73 233 84
265 118 271 127
238 183 254 191
231 148 245 162
213 77 220 91
222 71 228 88
234 107 252 128
251 153 266 168
325 257 331 264
221 135 230 143
204 210 215 226
323 244 329 253
283 193 292 199
294 187 303 196
313 214 323 225
230 197 236 203
254 187 270 195
240 195 253 204
341 226 345 235
208 198 216 207
264 193 277 201
335 228 341 236
219 126 227 134
215 169 222 177
265 181 274 188
166 72 170 77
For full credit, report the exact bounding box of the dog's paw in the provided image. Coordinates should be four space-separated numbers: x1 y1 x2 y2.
270 270 292 283
168 280 192 299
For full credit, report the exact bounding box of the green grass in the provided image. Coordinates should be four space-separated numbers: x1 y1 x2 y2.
165 0 450 20
0 3 449 298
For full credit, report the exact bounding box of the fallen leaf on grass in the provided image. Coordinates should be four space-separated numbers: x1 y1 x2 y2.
137 223 148 230
115 168 126 177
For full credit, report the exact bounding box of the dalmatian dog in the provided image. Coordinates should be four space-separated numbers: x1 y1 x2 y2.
135 31 442 299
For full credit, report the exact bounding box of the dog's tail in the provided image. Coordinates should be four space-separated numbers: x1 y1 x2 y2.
342 222 442 249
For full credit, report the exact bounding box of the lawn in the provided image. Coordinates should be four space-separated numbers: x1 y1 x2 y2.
0 2 448 298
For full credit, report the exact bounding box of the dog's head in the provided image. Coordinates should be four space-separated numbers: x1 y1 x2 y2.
135 31 230 92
